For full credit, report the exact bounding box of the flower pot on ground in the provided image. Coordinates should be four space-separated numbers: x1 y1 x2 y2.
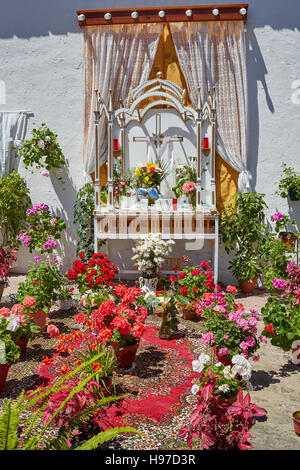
113 341 139 369
239 277 257 294
58 298 72 311
291 341 300 366
0 282 5 301
15 338 29 358
0 364 11 392
217 394 238 407
182 308 195 320
288 189 300 201
292 411 300 436
139 277 158 292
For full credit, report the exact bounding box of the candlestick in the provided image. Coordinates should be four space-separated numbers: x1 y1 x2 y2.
113 139 119 151
203 137 209 149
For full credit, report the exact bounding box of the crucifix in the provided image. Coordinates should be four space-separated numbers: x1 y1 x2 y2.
133 113 183 162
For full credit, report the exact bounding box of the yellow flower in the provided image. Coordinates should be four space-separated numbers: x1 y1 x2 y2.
144 176 149 182
135 168 141 177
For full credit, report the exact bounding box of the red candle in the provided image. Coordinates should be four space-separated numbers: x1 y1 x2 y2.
113 139 119 151
172 198 177 210
203 137 209 149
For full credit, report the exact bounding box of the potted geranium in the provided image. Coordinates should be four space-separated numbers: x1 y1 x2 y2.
198 289 261 362
132 234 175 291
57 285 73 311
261 263 300 360
17 260 62 330
0 315 21 391
269 211 298 250
276 163 300 201
0 304 40 357
13 123 66 178
16 203 66 254
220 192 268 293
67 253 119 294
173 260 216 319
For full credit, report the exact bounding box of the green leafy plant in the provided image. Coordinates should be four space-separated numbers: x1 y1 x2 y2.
0 353 140 450
74 183 96 258
220 192 268 282
0 171 31 249
13 123 66 172
276 163 300 200
17 260 62 310
75 343 117 385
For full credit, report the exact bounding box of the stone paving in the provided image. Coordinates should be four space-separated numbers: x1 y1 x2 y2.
1 276 300 450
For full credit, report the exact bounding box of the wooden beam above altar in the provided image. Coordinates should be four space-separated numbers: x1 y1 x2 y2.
76 4 248 26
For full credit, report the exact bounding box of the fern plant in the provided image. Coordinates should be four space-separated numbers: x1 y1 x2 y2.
0 352 140 450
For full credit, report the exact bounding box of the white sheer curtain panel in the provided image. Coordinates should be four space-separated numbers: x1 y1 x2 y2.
83 23 163 178
0 111 27 177
170 21 250 192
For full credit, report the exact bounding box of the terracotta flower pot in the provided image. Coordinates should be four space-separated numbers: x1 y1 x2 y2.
0 282 5 301
213 346 233 366
291 342 300 366
239 277 257 294
0 364 11 392
113 341 139 369
292 411 300 436
217 394 238 407
278 232 297 251
15 338 29 358
182 308 195 320
29 309 47 331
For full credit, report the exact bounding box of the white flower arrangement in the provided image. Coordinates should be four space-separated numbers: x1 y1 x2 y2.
132 234 175 278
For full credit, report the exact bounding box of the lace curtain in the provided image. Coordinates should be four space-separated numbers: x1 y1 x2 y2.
0 111 28 177
83 23 163 178
169 21 250 192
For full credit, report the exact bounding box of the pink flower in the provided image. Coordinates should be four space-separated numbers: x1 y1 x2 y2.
272 278 287 290
201 332 215 346
41 169 49 177
11 304 24 314
252 355 260 362
23 296 37 308
259 335 268 344
270 212 283 222
182 181 196 194
223 334 229 339
0 307 11 318
47 324 60 338
217 347 230 357
240 341 248 351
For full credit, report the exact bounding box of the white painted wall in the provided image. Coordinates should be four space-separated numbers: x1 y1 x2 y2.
0 0 299 283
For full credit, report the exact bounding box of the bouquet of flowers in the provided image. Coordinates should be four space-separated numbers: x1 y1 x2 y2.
132 234 175 279
132 162 164 189
67 253 119 294
172 165 197 205
16 203 66 254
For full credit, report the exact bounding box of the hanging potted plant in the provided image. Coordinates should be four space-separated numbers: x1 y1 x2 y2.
13 123 66 180
276 163 300 202
220 192 268 293
269 212 298 251
132 233 175 292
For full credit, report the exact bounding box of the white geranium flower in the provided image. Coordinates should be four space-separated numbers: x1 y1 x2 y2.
6 316 20 332
223 365 234 380
192 360 204 373
198 353 210 364
218 383 230 393
215 362 222 367
191 384 200 395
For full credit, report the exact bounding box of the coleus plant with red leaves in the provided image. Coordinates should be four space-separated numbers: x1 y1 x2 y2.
179 378 266 450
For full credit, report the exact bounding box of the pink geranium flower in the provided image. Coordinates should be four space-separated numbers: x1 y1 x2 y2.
23 296 37 308
182 181 196 194
47 324 60 338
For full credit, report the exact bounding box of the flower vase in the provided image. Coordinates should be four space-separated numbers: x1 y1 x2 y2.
58 299 72 311
0 364 11 391
15 338 29 358
113 341 139 369
139 277 158 292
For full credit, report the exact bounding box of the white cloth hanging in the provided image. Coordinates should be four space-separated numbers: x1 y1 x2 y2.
0 112 28 177
83 23 163 176
169 21 250 192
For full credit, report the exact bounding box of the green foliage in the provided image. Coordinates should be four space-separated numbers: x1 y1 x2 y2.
276 163 300 200
0 353 141 450
73 183 96 258
17 261 62 309
0 171 31 248
0 333 20 364
13 123 66 172
76 343 117 382
261 297 300 351
220 192 268 282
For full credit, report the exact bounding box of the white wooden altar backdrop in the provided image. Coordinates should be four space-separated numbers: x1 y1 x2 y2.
93 78 219 283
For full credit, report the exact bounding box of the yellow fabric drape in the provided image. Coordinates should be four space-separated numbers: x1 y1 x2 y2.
98 24 238 210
